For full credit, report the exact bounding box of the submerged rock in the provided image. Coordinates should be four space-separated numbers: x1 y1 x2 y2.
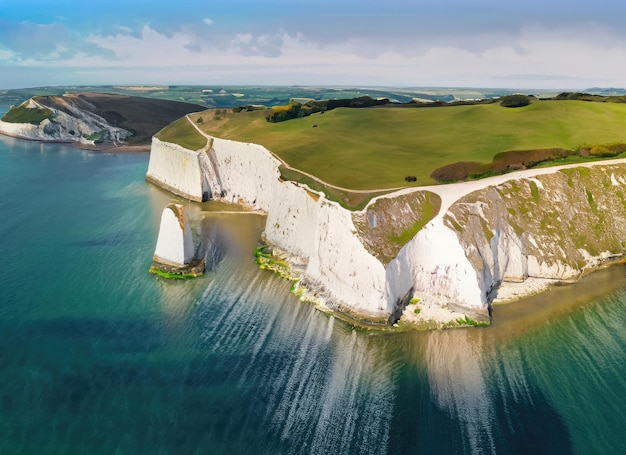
150 203 204 278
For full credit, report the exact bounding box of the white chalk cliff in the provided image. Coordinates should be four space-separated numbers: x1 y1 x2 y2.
147 121 626 324
153 204 196 267
0 97 131 145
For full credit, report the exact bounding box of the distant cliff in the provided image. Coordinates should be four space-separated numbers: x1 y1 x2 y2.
146 125 626 327
0 93 203 148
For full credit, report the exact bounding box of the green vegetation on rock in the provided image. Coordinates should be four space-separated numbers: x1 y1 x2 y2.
2 104 53 125
149 268 198 280
451 316 490 327
389 192 437 245
530 180 540 203
353 191 441 264
447 166 626 279
500 94 531 108
82 130 107 143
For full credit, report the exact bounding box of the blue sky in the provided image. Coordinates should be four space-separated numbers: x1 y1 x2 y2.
1 0 626 89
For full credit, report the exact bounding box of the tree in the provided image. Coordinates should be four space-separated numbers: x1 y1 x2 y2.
500 94 530 108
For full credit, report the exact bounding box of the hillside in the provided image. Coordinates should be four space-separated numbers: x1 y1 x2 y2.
0 92 204 148
0 85 540 110
190 98 626 189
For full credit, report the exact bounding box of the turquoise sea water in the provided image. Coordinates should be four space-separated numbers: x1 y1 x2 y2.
1 124 625 454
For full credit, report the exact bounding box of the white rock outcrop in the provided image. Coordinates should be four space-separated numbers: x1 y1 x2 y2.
153 204 195 267
148 135 389 316
146 138 208 201
386 218 487 315
147 124 626 323
0 98 131 144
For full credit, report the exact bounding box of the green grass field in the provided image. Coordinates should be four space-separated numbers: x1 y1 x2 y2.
155 116 207 150
2 104 53 125
193 100 626 189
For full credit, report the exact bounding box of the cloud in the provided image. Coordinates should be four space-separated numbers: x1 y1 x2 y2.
0 21 69 59
3 14 626 90
231 33 284 57
0 49 14 61
0 19 117 64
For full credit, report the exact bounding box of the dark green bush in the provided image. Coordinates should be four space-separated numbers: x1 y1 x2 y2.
265 101 302 122
431 148 579 183
430 161 486 182
492 148 574 171
588 142 626 157
500 94 531 108
265 96 389 123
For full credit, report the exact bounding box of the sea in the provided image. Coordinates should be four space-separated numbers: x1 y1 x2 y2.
0 107 625 454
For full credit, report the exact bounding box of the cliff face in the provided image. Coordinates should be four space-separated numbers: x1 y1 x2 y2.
146 138 207 201
147 132 626 325
0 97 131 145
0 93 204 147
153 204 195 267
446 166 626 293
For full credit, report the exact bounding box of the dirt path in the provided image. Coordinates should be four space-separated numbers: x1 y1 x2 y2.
186 114 407 194
412 158 626 219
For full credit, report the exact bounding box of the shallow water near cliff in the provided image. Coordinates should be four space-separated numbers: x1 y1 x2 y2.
1 131 625 454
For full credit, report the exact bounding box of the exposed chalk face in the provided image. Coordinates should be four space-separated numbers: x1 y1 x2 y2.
148 129 626 322
0 98 131 144
146 138 206 201
153 204 195 267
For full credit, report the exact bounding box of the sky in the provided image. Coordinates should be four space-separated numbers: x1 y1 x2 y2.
1 0 626 90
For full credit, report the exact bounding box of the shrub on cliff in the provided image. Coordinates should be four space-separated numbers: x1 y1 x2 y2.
492 148 574 171
430 161 486 182
500 94 531 108
265 101 302 122
265 96 389 123
588 142 626 157
554 92 605 102
326 96 389 110
431 148 577 182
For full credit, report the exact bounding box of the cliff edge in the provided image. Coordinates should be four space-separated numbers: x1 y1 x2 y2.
146 122 626 327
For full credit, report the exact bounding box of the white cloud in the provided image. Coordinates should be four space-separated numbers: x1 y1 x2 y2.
203 18 213 26
6 20 626 89
0 49 15 61
115 25 133 34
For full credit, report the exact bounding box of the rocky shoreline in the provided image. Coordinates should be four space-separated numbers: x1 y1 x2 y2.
146 124 626 329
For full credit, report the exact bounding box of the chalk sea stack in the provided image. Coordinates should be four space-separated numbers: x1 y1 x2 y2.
150 203 205 278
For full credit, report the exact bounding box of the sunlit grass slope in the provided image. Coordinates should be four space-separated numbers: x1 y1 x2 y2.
193 100 626 189
156 116 207 150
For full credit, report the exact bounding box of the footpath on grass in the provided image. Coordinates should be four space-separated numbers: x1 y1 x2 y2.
185 114 626 215
186 114 406 195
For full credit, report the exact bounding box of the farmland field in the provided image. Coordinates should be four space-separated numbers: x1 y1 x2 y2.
192 99 626 189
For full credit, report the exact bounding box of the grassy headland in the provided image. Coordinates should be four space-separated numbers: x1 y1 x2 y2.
155 116 207 150
191 99 626 189
2 104 53 124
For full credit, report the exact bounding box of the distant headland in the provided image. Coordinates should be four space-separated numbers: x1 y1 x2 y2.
0 92 204 151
